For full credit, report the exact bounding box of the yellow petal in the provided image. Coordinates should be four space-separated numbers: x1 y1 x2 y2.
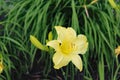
53 52 71 69
30 35 48 51
55 26 76 41
73 34 88 54
55 26 67 41
47 40 60 51
0 62 3 74
65 27 76 41
71 55 83 71
115 46 120 57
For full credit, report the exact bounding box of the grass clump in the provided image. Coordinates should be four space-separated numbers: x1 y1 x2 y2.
0 0 120 80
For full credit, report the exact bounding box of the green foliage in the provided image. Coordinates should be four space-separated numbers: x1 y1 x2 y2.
0 0 120 80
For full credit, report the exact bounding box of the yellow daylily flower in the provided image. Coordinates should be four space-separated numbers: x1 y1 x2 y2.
47 26 88 71
0 62 4 74
115 46 120 57
0 54 3 74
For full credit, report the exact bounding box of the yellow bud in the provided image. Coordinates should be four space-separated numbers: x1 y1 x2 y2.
48 31 53 41
30 35 49 51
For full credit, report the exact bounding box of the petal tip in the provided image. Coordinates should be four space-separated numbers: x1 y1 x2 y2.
54 66 60 69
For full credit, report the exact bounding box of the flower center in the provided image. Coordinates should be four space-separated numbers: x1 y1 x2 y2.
60 40 75 54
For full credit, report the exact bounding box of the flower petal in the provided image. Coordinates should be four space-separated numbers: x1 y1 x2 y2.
73 34 88 54
0 62 4 74
71 55 83 71
55 26 76 41
47 40 60 51
65 27 76 40
53 52 71 69
115 46 120 57
55 26 66 41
